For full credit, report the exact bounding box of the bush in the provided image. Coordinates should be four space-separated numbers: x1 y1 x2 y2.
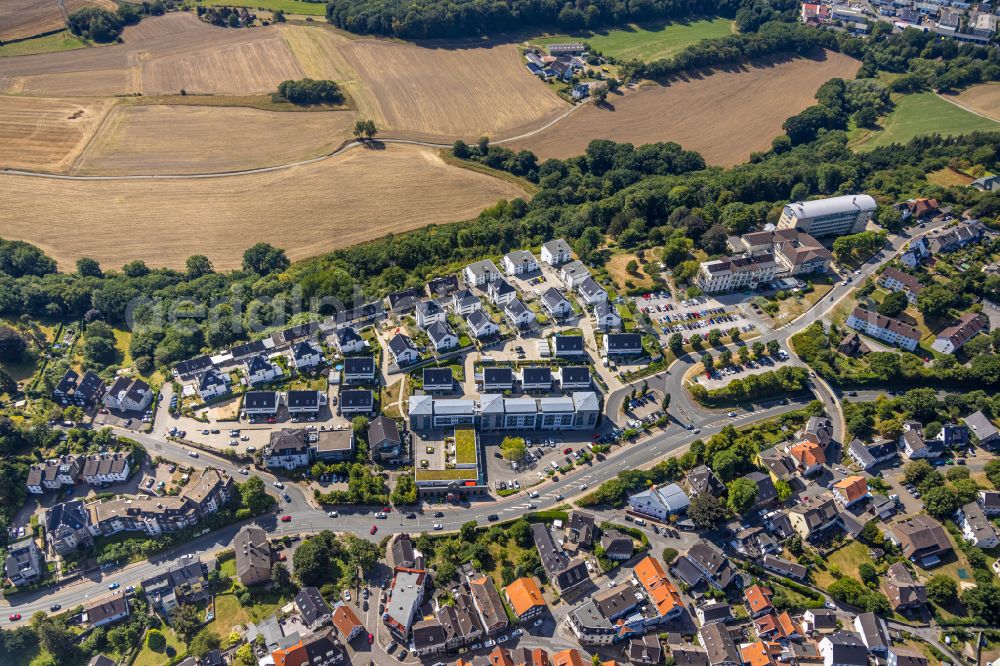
146 629 166 651
662 547 678 564
276 79 344 105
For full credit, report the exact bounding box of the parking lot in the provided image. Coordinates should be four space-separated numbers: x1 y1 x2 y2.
636 292 759 343
691 348 792 390
482 432 598 494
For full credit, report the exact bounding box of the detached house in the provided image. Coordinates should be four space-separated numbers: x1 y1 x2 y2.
5 539 44 587
503 250 538 275
819 632 868 666
286 389 325 417
488 279 517 306
629 483 690 519
416 300 446 329
504 577 547 622
540 288 572 318
263 429 311 470
559 260 590 289
368 416 403 461
197 367 231 401
577 277 607 305
893 515 952 567
427 322 459 352
234 524 272 586
603 333 642 356
103 377 152 412
788 497 839 540
541 239 573 266
482 367 514 392
593 301 622 331
295 586 333 629
245 355 282 386
292 340 324 371
452 290 482 316
789 440 826 475
957 501 999 548
244 390 279 418
388 333 419 366
966 410 1000 448
881 562 926 611
847 438 896 470
463 259 501 287
335 326 366 355
466 310 499 339
505 299 536 328
559 366 591 390
552 335 585 358
833 476 869 508
339 389 374 416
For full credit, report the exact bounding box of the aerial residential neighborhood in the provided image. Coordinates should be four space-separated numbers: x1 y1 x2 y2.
0 0 999 664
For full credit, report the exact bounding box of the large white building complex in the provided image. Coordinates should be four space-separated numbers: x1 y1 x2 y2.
697 254 779 293
778 194 877 237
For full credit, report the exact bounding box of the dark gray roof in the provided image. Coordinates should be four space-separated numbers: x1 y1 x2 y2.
286 390 322 409
426 321 456 345
388 333 417 357
553 335 584 353
606 333 642 352
340 389 373 409
560 366 590 385
423 367 453 387
483 367 513 385
343 356 375 375
230 340 267 358
295 586 331 626
244 391 277 410
368 415 401 445
522 367 552 385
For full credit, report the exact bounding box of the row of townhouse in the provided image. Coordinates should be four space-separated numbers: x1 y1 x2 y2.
408 392 599 431
198 339 325 401
54 371 155 413
43 468 235 554
26 451 133 495
478 364 592 393
411 572 511 657
242 388 327 420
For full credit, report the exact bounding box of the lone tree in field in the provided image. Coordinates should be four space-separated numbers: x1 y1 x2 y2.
353 119 378 141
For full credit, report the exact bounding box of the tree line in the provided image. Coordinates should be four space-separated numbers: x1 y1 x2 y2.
325 0 743 39
67 2 166 43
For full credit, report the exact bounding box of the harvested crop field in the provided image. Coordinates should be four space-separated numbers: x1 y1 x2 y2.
0 0 115 42
72 104 357 175
515 51 860 165
0 144 526 269
0 13 302 97
949 84 1000 122
282 26 568 141
0 96 113 172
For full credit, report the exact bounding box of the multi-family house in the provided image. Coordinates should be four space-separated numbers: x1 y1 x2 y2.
845 307 920 352
957 500 999 548
893 516 952 566
504 577 546 622
384 568 428 641
292 340 324 371
451 290 482 316
234 524 272 586
847 438 897 470
295 586 333 629
5 539 45 587
263 429 312 469
559 366 590 391
629 483 690 519
503 250 538 275
103 377 152 412
463 260 501 287
552 335 585 358
422 367 453 393
559 260 590 289
521 367 553 392
469 574 510 637
416 299 447 329
141 558 212 615
182 468 235 515
482 367 514 392
788 497 840 540
331 602 365 643
541 239 573 266
427 321 459 352
505 299 536 328
881 562 926 611
818 632 868 666
531 523 589 593
577 277 607 305
603 333 642 356
833 476 869 508
244 390 279 418
698 254 779 293
854 612 889 655
700 622 742 666
488 279 518 307
789 440 826 475
287 389 325 417
53 369 106 406
932 312 989 355
339 389 373 416
45 499 92 554
26 456 81 494
81 452 132 486
878 267 923 304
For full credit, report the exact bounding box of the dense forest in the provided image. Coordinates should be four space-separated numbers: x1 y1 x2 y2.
325 0 744 38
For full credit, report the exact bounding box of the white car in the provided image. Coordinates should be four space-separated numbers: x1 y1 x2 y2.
273 481 284 489
434 523 443 530
187 451 198 458
328 511 339 518
238 468 249 475
513 480 521 490
529 491 539 498
344 590 351 601
727 411 737 417
579 484 588 491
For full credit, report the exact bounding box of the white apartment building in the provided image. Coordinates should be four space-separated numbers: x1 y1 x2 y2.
777 195 877 237
845 307 920 352
697 254 779 293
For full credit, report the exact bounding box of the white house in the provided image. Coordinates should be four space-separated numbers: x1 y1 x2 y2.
845 307 920 352
629 483 689 520
593 301 621 331
286 389 325 417
452 290 482 316
576 277 607 305
958 501 999 549
388 334 419 366
560 260 590 289
541 239 573 266
427 322 459 352
416 300 447 329
604 333 642 356
931 313 988 355
818 632 870 666
540 288 572 318
463 259 501 287
342 356 376 384
197 367 231 401
339 389 374 416
263 430 311 470
503 250 538 275
505 299 536 328
292 340 324 371
488 279 518 306
244 355 282 386
466 310 499 338
335 326 367 355
103 377 153 412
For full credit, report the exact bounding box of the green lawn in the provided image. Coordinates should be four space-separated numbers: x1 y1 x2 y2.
529 17 733 62
852 92 1000 151
134 627 186 666
455 427 477 465
0 31 88 58
186 0 328 15
813 541 876 589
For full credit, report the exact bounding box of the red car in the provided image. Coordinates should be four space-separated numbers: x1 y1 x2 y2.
563 447 572 455
8 613 21 621
280 515 291 523
381 506 391 513
370 525 378 535
266 417 276 424
367 633 374 645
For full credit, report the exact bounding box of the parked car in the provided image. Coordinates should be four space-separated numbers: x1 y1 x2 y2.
281 515 291 522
